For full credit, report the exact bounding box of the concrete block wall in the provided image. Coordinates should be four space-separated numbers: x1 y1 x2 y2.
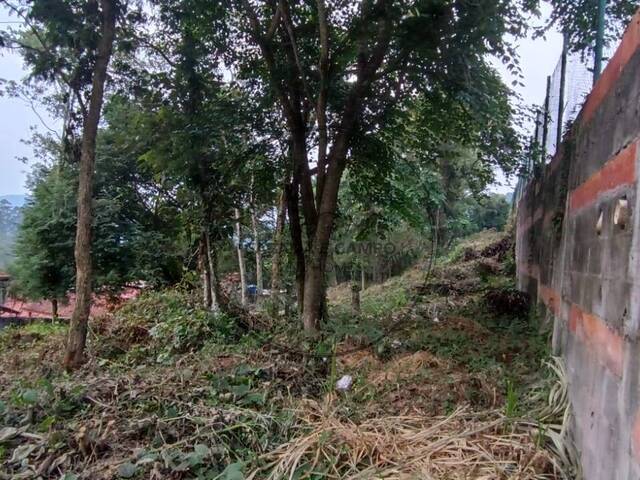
516 12 640 480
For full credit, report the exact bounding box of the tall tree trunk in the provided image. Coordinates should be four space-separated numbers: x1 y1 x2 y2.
234 208 247 306
300 134 352 333
63 0 117 370
271 188 287 294
302 257 325 333
251 208 263 294
351 282 361 315
51 298 59 321
205 231 222 313
361 267 366 291
286 183 305 314
199 233 212 309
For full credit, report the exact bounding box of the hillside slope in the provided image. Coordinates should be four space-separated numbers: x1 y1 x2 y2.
0 231 577 479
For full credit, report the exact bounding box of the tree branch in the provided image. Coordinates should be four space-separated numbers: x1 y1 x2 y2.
315 0 330 205
279 0 314 113
265 3 281 40
239 0 296 124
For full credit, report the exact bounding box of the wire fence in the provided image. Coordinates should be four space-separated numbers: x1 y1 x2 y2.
512 42 616 207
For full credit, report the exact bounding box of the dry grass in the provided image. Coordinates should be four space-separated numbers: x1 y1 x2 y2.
250 398 562 480
249 357 579 480
366 351 445 385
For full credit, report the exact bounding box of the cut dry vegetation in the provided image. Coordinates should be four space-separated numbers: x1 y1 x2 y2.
0 231 578 479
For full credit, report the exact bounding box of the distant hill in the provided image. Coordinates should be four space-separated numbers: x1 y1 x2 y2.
0 194 28 207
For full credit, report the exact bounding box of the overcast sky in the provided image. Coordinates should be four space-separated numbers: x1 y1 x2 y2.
0 6 564 197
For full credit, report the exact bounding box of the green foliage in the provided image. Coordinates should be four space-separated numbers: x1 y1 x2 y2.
9 133 183 302
10 164 75 302
112 290 242 362
209 364 268 409
0 321 66 345
505 378 519 417
467 194 511 233
542 0 638 54
7 378 86 425
0 199 22 269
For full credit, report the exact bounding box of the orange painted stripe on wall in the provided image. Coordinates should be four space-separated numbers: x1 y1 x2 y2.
537 283 624 378
569 304 624 378
582 12 640 124
541 284 637 462
538 284 559 315
569 142 637 212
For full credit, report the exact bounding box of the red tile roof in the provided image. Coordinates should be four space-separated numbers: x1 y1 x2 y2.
0 287 141 319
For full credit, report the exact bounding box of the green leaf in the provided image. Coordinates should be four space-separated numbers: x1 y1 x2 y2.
220 462 245 480
21 389 39 405
230 384 250 399
117 462 138 478
234 364 256 377
182 443 210 467
193 443 210 458
240 392 265 407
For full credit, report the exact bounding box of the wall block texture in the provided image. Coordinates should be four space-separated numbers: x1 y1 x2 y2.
516 12 640 479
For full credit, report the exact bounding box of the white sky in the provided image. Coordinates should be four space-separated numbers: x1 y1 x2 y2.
0 6 565 197
491 5 564 193
0 9 43 196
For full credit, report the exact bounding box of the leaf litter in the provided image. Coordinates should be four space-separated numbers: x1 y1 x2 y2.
0 231 580 479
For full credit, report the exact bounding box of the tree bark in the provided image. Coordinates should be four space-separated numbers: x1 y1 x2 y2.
285 183 305 314
204 231 222 313
315 0 329 206
63 0 117 370
234 208 247 306
351 282 361 315
199 233 212 309
300 138 349 333
251 208 263 294
271 187 287 294
326 252 338 287
51 298 59 321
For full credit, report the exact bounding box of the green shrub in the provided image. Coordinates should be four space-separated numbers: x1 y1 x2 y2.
110 290 242 361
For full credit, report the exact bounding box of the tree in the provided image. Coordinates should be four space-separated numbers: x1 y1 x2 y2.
223 0 531 333
542 0 638 54
0 200 22 270
2 0 123 367
64 0 119 369
468 194 511 233
330 69 522 285
10 163 76 317
9 117 183 317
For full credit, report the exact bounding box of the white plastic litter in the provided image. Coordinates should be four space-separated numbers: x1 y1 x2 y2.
336 375 353 392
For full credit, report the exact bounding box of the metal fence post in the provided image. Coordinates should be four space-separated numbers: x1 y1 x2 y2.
557 32 568 150
594 0 607 85
541 76 551 164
